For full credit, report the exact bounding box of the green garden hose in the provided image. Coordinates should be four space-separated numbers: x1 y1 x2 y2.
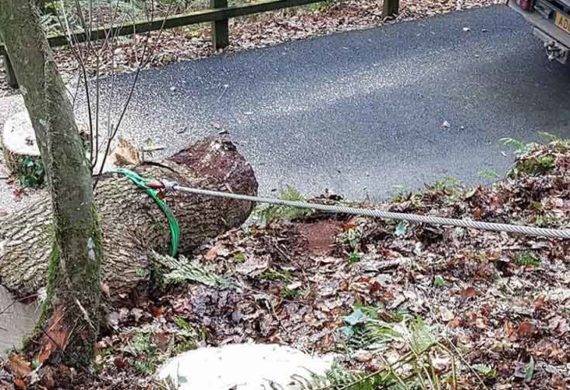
114 168 180 257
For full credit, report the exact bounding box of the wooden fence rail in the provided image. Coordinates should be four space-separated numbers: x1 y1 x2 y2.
1 0 400 88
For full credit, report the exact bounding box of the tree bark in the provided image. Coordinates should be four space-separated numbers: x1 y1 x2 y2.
0 0 102 365
0 136 258 300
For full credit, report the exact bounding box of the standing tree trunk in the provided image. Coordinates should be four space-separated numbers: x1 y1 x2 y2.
0 1 102 365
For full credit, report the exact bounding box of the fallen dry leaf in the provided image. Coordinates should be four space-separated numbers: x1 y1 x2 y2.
459 286 478 298
516 320 537 339
13 377 27 390
37 306 71 363
8 354 31 378
113 137 142 167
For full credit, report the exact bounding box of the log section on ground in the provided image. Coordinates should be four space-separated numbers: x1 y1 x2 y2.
0 136 257 299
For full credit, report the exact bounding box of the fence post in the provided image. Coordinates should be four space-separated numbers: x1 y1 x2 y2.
383 0 400 18
2 54 18 89
210 0 229 50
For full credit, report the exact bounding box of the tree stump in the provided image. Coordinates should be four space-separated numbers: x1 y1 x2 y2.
1 111 42 179
0 136 258 300
1 111 104 185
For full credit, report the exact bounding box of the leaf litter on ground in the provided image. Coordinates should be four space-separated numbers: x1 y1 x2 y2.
2 138 567 389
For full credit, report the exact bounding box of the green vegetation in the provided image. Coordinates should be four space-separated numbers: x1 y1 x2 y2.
256 185 312 223
172 316 201 354
516 252 541 267
18 156 45 188
306 0 336 12
152 252 231 288
502 135 568 178
427 176 463 203
391 185 411 202
347 250 361 264
478 168 500 181
280 286 301 299
126 333 159 375
513 154 555 177
111 317 202 376
233 252 246 263
500 137 535 157
340 227 362 250
394 221 408 237
431 176 461 192
433 275 445 287
473 363 497 379
294 308 462 389
260 267 293 282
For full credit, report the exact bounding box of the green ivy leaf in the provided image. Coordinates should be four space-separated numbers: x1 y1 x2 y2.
344 309 367 326
473 363 497 378
394 221 408 237
525 357 535 382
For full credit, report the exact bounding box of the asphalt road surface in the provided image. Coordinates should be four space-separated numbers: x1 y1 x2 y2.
80 5 569 200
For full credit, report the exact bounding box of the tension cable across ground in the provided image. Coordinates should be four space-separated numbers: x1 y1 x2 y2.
142 179 569 240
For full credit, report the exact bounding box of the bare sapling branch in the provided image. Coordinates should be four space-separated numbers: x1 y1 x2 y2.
93 1 176 189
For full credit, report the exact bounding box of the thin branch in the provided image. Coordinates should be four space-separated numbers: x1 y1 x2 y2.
0 293 39 316
88 0 93 45
55 1 95 166
73 0 92 50
93 54 100 171
94 2 175 189
438 341 488 389
87 0 136 175
70 73 82 109
53 1 180 184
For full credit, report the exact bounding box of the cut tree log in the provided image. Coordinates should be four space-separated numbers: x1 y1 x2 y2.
0 136 258 300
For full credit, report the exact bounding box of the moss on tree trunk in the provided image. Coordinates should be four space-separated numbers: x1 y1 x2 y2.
0 0 102 365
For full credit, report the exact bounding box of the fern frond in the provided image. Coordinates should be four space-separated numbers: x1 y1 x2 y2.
254 185 312 223
289 366 385 390
328 311 456 390
151 252 233 288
